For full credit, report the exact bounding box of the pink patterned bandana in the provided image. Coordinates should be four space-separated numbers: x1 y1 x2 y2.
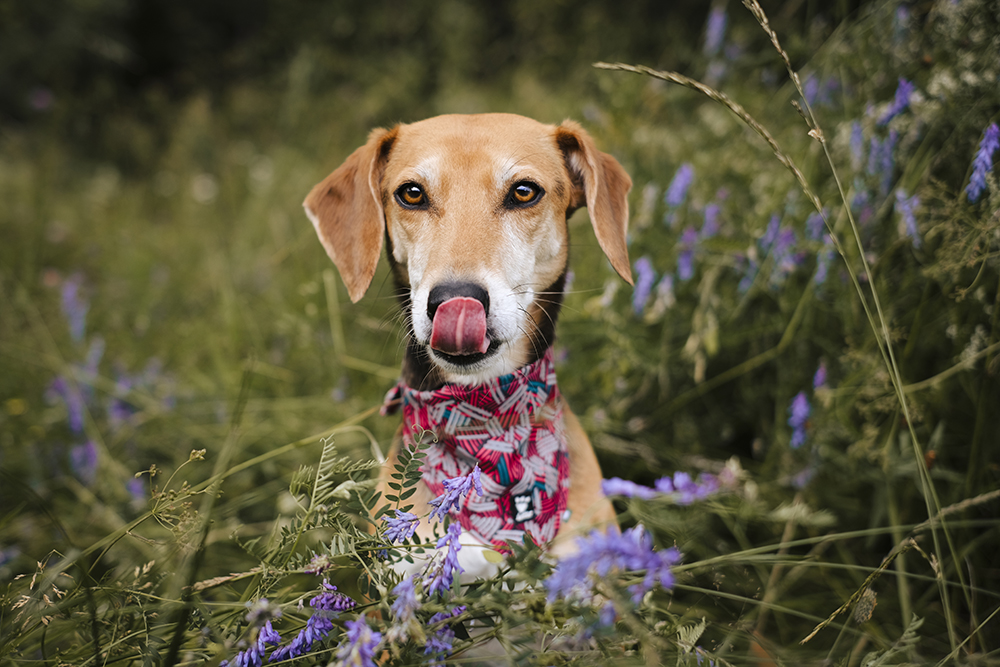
382 348 570 551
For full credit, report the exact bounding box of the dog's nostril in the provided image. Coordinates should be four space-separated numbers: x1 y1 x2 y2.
427 282 490 320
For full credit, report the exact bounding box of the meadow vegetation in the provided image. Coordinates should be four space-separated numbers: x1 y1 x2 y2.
2 0 999 664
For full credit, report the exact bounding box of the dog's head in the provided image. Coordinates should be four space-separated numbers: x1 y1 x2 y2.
305 113 632 386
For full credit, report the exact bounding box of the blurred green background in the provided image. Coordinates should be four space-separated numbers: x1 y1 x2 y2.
3 0 999 663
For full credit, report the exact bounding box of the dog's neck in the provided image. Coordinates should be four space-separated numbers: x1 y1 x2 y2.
393 263 567 391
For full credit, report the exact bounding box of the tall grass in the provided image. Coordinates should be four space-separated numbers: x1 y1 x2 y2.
2 0 999 664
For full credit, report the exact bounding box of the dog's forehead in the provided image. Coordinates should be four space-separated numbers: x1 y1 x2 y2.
385 114 567 185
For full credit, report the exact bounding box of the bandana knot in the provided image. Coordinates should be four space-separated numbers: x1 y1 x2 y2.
382 348 569 550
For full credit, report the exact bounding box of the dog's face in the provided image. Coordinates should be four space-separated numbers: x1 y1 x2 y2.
304 113 632 385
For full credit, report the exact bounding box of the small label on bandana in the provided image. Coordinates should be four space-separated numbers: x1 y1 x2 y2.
511 492 536 524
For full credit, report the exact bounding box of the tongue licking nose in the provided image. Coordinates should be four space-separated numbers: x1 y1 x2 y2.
430 297 490 356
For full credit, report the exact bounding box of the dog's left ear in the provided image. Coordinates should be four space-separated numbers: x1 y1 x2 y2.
555 121 633 285
303 127 398 303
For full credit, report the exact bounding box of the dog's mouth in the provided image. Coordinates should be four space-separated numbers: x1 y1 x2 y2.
430 337 502 366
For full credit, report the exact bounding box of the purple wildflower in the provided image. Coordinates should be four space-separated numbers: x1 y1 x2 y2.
47 376 86 434
966 123 999 203
424 607 465 665
425 522 464 597
304 554 334 575
267 614 332 663
868 130 898 197
678 227 699 281
788 392 811 449
703 6 727 57
850 121 865 171
221 620 282 667
702 204 720 239
632 257 656 314
894 189 921 248
602 477 657 499
60 273 88 343
878 78 914 126
805 210 826 241
803 75 820 107
599 601 617 627
333 617 382 667
813 362 828 390
382 509 420 544
265 582 352 663
655 274 675 310
545 525 682 605
738 259 758 294
429 464 483 522
665 163 694 209
815 241 835 286
656 471 720 505
386 576 420 644
759 214 781 250
70 440 98 486
310 580 356 616
127 477 146 503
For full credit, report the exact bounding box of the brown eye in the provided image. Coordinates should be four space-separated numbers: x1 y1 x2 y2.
506 181 543 208
396 183 427 208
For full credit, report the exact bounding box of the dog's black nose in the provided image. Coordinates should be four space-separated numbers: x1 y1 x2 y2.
427 282 490 320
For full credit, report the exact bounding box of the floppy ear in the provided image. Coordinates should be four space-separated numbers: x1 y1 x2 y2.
555 120 633 285
303 127 398 302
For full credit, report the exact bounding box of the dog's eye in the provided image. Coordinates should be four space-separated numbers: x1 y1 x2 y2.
506 181 543 208
396 183 427 208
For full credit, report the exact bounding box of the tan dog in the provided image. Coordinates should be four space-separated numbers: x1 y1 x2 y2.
304 113 631 574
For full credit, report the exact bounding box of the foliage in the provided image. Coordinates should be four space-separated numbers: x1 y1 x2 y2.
2 0 1000 664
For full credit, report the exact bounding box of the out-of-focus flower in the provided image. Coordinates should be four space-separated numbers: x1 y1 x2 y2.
602 477 657 499
850 121 865 171
788 392 811 449
759 214 780 251
334 617 382 667
604 468 731 505
805 210 826 241
678 227 698 282
545 525 681 605
382 509 420 544
868 131 898 197
701 203 720 239
703 6 727 57
665 163 694 209
70 440 98 486
60 273 88 343
47 377 85 434
813 362 828 390
966 123 999 203
894 189 921 248
425 522 463 597
632 257 656 314
429 465 482 522
878 78 915 125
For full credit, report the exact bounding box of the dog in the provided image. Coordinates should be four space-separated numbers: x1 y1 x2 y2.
304 113 632 579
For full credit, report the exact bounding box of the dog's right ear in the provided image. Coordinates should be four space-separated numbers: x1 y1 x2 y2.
304 127 398 303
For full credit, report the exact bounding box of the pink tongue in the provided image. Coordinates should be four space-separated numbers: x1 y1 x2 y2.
430 297 490 356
